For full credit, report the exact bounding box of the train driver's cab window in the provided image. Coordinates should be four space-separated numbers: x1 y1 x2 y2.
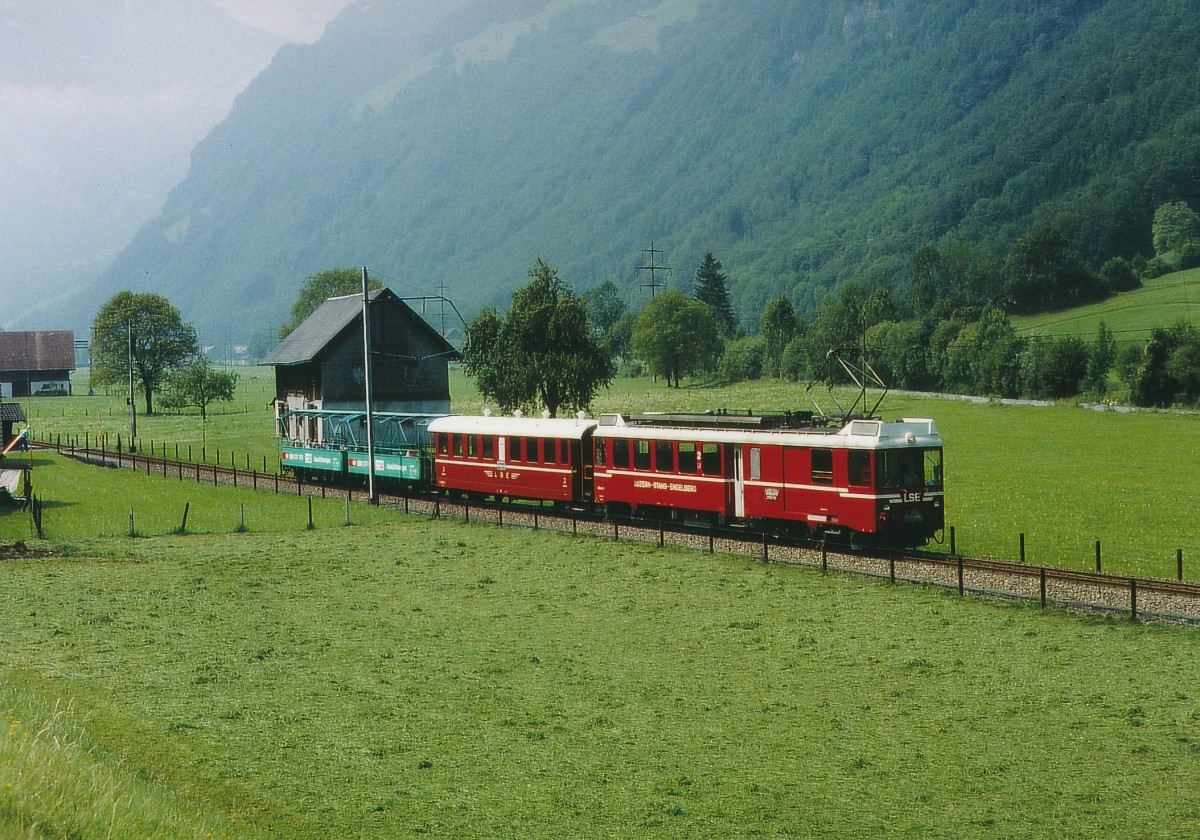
700 443 721 476
612 438 630 469
633 440 652 470
437 434 448 455
848 450 871 487
678 442 697 474
655 440 674 472
452 434 464 457
811 449 833 485
924 448 943 488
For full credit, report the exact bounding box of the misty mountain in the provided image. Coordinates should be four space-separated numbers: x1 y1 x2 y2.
54 0 1200 347
0 0 286 324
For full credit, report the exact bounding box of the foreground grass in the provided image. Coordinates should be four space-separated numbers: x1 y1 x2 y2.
2 515 1200 836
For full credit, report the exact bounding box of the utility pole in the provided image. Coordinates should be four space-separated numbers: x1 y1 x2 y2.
361 266 378 505
638 241 670 298
127 320 137 452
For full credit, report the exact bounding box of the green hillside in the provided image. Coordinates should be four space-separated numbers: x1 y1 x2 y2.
1013 267 1200 348
67 0 1200 347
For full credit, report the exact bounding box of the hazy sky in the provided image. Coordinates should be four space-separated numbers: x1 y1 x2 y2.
0 0 355 327
211 0 354 42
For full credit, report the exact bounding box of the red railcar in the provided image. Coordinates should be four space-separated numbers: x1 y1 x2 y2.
593 413 944 545
428 414 598 503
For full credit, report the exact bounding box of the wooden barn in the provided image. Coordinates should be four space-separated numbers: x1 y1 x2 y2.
0 331 75 397
262 289 459 442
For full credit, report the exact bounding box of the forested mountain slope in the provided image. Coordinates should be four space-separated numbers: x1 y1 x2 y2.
70 0 1200 346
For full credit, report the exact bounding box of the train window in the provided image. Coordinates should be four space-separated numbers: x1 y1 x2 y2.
749 447 762 481
924 448 943 487
700 443 721 476
544 439 557 464
560 439 571 464
811 449 833 485
848 450 871 487
594 439 607 467
452 434 464 457
482 436 494 460
525 437 539 462
634 440 651 470
655 440 674 472
437 434 448 456
508 436 522 461
877 450 900 488
678 442 697 474
468 435 478 458
613 439 630 468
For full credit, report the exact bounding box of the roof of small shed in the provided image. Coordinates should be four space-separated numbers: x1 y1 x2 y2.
261 288 457 366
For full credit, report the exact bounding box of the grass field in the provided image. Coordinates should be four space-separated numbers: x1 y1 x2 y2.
1012 266 1200 347
4 358 1200 834
2 472 1200 836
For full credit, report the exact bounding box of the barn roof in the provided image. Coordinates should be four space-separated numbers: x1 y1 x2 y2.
0 331 75 373
261 288 457 366
1 404 26 423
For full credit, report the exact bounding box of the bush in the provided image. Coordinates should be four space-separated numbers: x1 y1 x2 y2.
717 336 766 382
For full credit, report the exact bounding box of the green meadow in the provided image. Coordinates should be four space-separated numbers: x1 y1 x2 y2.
3 349 1200 835
1012 266 1200 347
3 480 1200 837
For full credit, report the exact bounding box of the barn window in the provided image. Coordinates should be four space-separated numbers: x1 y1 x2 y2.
749 447 762 481
482 436 494 460
811 449 833 485
655 440 674 472
613 439 630 468
678 442 697 474
633 440 651 471
848 450 871 487
453 435 464 457
700 443 721 476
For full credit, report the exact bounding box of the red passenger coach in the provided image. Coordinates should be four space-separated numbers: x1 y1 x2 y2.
428 413 598 503
593 413 944 545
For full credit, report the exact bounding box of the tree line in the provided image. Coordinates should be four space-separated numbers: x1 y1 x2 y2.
464 200 1200 415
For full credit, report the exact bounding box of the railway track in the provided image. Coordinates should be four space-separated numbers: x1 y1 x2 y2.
38 441 1200 626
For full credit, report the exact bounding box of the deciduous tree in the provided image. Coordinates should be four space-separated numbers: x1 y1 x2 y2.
632 290 723 387
462 259 614 417
160 360 239 420
279 268 383 339
91 291 199 415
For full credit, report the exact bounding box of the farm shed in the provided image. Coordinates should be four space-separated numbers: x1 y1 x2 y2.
262 288 459 442
1 402 26 452
0 331 75 397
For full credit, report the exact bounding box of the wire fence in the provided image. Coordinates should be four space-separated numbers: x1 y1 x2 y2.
26 436 1200 626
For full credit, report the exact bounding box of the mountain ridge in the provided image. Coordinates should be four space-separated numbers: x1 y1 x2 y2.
47 0 1200 349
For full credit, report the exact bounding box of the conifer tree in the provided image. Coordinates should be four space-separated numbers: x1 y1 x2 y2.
693 253 736 335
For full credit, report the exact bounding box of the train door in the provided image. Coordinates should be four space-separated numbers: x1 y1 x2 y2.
733 445 746 519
